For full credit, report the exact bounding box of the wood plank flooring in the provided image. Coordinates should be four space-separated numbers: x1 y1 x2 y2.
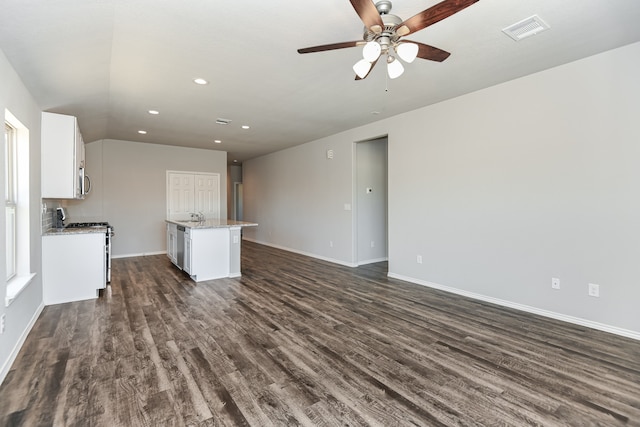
1 240 639 426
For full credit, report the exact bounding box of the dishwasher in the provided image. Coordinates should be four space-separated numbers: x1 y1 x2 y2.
176 225 185 270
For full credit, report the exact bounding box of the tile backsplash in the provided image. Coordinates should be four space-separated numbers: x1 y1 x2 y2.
42 204 53 234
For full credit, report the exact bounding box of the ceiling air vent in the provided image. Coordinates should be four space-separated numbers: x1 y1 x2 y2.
502 15 549 41
215 118 232 125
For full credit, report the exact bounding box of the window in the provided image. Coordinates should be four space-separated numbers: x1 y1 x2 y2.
5 122 17 280
4 109 34 306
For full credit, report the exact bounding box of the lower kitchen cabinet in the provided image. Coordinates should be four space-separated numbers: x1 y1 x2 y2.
42 232 105 305
185 227 230 281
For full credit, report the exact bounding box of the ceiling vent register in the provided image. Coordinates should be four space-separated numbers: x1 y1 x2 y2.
502 15 550 41
215 118 232 125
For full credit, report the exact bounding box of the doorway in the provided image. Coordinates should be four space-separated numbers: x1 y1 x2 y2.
355 136 388 266
234 182 243 221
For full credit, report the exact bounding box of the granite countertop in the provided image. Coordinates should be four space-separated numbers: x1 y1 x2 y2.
43 226 108 236
166 219 258 229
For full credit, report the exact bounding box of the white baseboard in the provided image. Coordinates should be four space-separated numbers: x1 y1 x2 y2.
388 272 640 341
243 238 357 267
0 302 45 386
357 257 388 266
112 250 166 259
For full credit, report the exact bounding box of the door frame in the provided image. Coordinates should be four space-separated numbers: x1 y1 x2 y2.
352 135 389 266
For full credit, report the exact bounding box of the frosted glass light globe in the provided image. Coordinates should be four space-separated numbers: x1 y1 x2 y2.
353 59 373 78
362 41 382 62
396 42 419 63
387 57 404 79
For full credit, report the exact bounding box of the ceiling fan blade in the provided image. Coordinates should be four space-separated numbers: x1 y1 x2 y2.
396 0 479 37
355 58 379 80
403 40 451 62
298 41 362 54
349 0 384 33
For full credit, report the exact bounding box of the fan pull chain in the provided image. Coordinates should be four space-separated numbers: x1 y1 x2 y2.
385 68 389 92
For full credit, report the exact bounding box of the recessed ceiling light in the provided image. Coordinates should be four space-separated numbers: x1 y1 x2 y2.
241 125 250 129
138 130 147 134
148 110 159 115
371 111 381 115
193 78 208 85
233 160 238 163
214 140 222 144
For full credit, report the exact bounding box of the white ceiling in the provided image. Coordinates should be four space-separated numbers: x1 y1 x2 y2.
1 0 639 164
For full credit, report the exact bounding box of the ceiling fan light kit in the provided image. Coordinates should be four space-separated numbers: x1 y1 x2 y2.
298 0 480 80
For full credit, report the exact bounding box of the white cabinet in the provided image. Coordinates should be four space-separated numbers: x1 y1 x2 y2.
167 223 178 264
166 220 255 281
41 112 89 199
187 227 230 281
42 232 106 305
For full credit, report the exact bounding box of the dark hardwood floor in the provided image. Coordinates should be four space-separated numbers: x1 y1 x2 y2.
1 241 639 426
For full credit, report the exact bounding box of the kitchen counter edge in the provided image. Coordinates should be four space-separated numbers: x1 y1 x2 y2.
166 219 258 229
43 227 108 236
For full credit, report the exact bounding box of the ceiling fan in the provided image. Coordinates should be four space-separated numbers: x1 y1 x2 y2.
297 0 479 80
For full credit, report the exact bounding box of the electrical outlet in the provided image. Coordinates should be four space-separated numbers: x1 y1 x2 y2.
0 314 5 334
551 277 560 289
588 283 600 297
370 241 375 248
329 240 333 248
417 255 423 264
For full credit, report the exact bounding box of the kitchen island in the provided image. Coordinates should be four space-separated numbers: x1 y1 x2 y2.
166 219 257 282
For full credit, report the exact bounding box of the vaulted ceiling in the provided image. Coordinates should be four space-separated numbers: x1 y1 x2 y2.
1 0 639 163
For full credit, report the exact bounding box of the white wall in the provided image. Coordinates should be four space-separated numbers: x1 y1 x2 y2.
243 138 358 265
0 50 45 384
243 41 640 337
64 139 227 257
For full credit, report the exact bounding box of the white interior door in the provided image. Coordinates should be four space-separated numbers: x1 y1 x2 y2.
167 172 194 220
194 173 220 220
167 171 220 220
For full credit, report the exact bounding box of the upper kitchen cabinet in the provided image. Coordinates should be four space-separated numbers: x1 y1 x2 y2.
41 112 90 199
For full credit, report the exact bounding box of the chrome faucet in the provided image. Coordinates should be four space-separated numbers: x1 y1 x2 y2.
190 212 205 222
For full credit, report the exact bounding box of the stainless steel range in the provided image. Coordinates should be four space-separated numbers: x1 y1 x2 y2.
65 222 114 283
